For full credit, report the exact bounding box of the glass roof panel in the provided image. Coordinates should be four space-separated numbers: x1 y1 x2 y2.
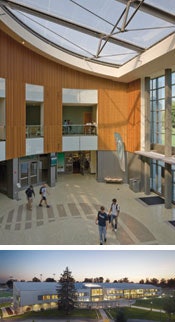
145 0 175 13
1 0 175 67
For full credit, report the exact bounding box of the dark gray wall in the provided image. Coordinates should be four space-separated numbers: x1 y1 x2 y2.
97 151 142 186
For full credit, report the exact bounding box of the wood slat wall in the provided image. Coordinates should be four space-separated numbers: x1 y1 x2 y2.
0 28 141 160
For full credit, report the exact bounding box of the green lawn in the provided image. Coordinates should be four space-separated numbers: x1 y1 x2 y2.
105 307 174 322
0 290 13 298
134 297 165 310
6 308 99 320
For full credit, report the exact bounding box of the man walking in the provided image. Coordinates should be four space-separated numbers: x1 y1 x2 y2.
39 183 50 208
25 185 35 210
96 206 108 245
109 198 120 231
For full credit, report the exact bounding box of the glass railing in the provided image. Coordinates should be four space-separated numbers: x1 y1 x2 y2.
26 125 43 138
0 124 6 141
62 124 97 135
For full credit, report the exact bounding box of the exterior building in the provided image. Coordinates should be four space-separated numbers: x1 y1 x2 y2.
0 1 175 208
13 282 161 313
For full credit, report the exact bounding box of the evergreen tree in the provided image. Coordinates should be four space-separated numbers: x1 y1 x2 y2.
57 267 77 315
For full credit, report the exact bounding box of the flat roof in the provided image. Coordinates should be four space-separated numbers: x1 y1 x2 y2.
14 281 160 292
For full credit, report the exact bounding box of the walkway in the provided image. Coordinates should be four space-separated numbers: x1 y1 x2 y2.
0 174 175 245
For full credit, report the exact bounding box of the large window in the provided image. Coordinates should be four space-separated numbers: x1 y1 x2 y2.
150 76 165 145
172 73 175 146
25 84 44 138
150 72 175 146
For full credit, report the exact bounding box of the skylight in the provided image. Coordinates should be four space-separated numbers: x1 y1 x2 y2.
0 0 175 68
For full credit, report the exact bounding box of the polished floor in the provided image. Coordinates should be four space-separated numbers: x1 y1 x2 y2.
0 174 175 245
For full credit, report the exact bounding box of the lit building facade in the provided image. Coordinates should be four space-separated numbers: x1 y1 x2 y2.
13 282 161 313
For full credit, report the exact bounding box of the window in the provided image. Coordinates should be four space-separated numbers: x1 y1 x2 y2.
25 84 44 138
150 76 165 145
150 72 175 146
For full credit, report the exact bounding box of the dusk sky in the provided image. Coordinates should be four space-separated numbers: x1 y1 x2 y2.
0 249 174 283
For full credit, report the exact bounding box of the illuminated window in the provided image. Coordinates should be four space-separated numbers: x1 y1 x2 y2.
43 295 51 300
91 289 103 296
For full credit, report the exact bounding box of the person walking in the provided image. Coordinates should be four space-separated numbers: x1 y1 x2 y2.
25 185 35 210
39 183 50 208
96 206 108 245
108 198 120 232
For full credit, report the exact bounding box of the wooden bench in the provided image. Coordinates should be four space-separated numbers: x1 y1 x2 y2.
104 177 123 184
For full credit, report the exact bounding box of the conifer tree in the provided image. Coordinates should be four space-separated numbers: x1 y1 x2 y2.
57 266 77 315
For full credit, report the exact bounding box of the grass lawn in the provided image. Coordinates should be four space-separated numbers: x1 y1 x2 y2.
134 297 165 310
6 308 99 320
105 307 175 322
0 290 13 297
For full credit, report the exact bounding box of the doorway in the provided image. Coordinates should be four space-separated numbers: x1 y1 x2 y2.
19 160 40 187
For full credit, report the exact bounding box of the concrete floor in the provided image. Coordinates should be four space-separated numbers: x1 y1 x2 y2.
0 174 175 245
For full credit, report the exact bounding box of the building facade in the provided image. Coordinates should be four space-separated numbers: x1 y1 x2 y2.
13 282 161 314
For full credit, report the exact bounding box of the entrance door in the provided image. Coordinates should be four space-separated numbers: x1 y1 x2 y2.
84 112 92 135
30 161 38 185
20 160 39 187
84 112 92 124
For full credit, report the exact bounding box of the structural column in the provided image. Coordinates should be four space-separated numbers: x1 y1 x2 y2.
144 77 151 195
164 69 172 209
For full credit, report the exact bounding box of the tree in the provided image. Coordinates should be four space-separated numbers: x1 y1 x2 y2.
32 277 41 282
57 267 77 315
45 277 56 282
105 278 110 283
150 278 159 285
6 279 17 289
139 279 145 284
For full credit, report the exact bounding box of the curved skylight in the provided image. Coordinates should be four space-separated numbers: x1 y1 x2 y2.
0 0 175 68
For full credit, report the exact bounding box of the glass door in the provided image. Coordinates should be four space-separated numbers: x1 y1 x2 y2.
19 160 40 187
20 162 29 187
30 161 38 185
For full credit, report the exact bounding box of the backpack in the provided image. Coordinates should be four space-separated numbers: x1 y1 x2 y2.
25 188 32 198
39 186 43 195
111 203 120 212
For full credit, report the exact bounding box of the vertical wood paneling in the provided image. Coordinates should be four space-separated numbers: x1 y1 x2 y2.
0 28 141 160
127 79 141 152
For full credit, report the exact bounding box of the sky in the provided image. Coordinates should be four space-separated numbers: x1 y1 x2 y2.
0 249 175 284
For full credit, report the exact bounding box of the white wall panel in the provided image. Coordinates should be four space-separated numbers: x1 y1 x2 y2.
0 141 5 161
62 136 97 151
26 138 44 155
63 89 98 104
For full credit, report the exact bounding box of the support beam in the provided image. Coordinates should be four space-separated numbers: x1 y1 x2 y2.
164 68 172 209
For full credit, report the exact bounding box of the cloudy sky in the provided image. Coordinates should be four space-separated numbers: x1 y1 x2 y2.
0 249 174 283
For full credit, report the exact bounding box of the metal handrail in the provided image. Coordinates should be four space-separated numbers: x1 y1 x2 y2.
62 123 97 135
26 125 43 138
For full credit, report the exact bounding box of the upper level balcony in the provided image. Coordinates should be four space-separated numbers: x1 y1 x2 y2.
26 125 44 138
62 123 97 136
62 123 98 152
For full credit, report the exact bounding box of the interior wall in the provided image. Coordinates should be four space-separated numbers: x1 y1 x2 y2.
63 106 92 125
97 151 126 182
0 28 141 161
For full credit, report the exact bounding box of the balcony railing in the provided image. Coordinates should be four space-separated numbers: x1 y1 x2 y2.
0 124 6 141
26 125 43 138
63 123 97 135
